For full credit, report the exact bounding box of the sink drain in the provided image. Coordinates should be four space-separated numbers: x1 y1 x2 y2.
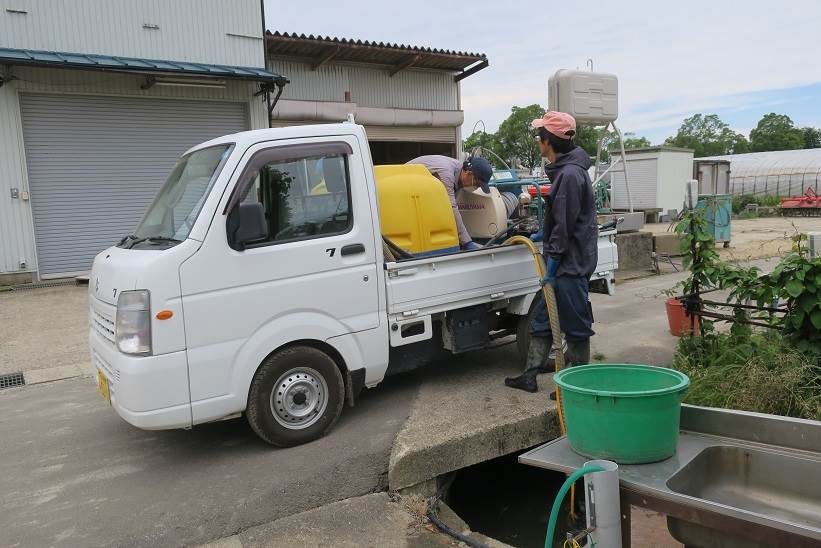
0 372 25 390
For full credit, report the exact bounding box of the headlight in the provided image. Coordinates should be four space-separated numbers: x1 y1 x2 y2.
116 290 151 355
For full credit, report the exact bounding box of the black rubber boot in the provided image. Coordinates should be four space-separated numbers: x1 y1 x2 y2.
549 339 592 400
505 336 551 392
566 339 591 367
504 369 539 392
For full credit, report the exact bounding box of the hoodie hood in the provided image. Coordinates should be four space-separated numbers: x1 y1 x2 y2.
545 146 592 177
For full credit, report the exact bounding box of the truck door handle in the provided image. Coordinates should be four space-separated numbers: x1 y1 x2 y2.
341 243 366 257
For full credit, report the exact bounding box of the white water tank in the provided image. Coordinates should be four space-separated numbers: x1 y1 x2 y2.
548 70 618 124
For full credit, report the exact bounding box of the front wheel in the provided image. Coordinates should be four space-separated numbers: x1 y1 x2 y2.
246 346 344 447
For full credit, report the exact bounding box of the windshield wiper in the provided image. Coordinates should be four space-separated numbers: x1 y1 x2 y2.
119 234 138 246
126 236 182 248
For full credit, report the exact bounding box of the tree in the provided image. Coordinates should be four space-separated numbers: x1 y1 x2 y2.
575 125 616 162
623 133 651 149
495 104 545 169
462 131 505 167
665 114 750 157
749 113 805 152
802 127 821 149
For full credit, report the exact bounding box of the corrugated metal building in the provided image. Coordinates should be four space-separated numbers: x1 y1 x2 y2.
698 149 821 197
0 0 284 281
265 32 488 164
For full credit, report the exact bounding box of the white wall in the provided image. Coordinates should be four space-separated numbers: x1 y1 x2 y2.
0 66 267 275
0 0 264 67
611 149 694 212
658 151 695 213
268 59 458 111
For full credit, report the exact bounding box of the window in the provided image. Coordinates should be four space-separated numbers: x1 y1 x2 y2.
132 144 232 244
231 147 353 246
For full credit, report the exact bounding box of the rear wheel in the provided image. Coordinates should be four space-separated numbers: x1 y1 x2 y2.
246 346 344 447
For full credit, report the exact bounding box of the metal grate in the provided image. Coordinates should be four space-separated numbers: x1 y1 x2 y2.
0 372 25 390
12 279 80 291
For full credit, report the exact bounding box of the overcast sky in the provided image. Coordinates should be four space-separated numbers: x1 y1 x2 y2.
265 0 821 144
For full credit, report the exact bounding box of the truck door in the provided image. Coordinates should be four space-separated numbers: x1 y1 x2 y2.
179 136 380 418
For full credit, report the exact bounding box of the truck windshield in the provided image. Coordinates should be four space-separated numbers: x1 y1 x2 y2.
127 144 233 246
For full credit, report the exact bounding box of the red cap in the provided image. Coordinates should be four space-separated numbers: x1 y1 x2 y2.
531 111 577 140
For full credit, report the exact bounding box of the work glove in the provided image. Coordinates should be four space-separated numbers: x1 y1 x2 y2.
529 230 543 243
461 241 482 251
540 256 561 287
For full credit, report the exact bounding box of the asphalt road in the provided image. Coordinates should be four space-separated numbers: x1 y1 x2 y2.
0 374 417 548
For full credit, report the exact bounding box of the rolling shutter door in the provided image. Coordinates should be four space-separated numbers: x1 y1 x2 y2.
19 94 248 277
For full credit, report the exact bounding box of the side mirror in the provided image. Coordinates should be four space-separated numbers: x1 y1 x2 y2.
229 202 267 250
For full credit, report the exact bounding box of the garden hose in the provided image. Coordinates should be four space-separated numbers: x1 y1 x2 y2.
544 465 606 548
504 236 577 516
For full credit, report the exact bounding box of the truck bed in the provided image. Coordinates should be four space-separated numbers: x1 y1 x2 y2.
384 244 541 319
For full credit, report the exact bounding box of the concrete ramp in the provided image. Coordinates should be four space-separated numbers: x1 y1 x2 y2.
388 349 561 491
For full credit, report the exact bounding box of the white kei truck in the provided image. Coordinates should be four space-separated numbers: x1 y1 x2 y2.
89 123 617 446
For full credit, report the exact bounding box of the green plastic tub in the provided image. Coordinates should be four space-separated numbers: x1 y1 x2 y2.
554 364 690 464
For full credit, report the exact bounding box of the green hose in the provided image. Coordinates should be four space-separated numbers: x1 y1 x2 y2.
544 465 606 548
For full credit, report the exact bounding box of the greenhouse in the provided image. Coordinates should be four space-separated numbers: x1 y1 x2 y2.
699 148 821 197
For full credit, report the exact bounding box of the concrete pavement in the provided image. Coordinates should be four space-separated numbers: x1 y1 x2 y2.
0 284 91 377
0 375 416 548
0 261 770 546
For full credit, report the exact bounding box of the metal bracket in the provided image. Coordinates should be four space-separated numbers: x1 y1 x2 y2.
587 482 597 528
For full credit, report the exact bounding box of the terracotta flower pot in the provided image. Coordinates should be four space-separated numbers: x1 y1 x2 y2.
665 297 700 337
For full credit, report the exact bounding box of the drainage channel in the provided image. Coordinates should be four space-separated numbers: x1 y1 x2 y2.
443 451 581 548
0 372 26 390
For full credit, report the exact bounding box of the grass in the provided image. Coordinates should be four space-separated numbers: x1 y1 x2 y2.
731 193 782 215
672 326 821 421
592 352 607 362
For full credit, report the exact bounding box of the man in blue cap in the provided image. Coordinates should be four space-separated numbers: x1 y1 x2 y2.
407 155 493 250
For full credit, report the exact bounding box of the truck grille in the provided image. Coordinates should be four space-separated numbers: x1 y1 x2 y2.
92 307 116 345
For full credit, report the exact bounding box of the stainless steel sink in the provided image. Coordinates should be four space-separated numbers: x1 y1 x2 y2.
667 445 821 530
520 405 821 546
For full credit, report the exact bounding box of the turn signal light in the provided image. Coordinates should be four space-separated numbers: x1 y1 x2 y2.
156 310 173 320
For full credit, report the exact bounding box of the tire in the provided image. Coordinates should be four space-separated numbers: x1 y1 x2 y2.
246 346 345 447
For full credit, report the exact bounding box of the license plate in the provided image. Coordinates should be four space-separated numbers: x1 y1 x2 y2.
97 369 111 405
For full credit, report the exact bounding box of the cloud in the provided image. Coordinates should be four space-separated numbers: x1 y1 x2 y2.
266 0 821 143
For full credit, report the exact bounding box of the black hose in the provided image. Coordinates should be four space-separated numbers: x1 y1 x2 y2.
426 475 490 548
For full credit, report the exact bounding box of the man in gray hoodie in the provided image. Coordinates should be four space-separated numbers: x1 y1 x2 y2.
505 111 598 393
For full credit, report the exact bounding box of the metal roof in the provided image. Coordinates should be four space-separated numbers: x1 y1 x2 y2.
0 47 288 84
698 148 821 178
613 146 695 154
266 31 487 74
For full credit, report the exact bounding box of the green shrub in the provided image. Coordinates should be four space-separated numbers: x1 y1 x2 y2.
731 193 782 214
673 325 821 420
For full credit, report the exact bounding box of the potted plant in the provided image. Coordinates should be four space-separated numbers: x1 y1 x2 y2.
664 209 720 337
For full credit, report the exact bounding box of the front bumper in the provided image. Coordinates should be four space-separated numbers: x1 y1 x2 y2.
90 329 191 430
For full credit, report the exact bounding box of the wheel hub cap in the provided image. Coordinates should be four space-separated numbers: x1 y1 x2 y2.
270 368 328 430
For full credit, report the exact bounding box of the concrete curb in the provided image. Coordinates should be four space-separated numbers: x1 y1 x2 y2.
389 405 560 491
23 364 91 385
387 356 562 492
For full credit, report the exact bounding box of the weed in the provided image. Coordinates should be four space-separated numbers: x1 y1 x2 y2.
673 328 821 420
592 352 607 361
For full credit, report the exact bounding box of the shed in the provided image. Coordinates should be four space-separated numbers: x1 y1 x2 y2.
610 147 695 213
0 0 279 281
265 32 488 164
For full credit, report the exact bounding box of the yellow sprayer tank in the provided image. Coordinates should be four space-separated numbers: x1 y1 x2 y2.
373 164 459 256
